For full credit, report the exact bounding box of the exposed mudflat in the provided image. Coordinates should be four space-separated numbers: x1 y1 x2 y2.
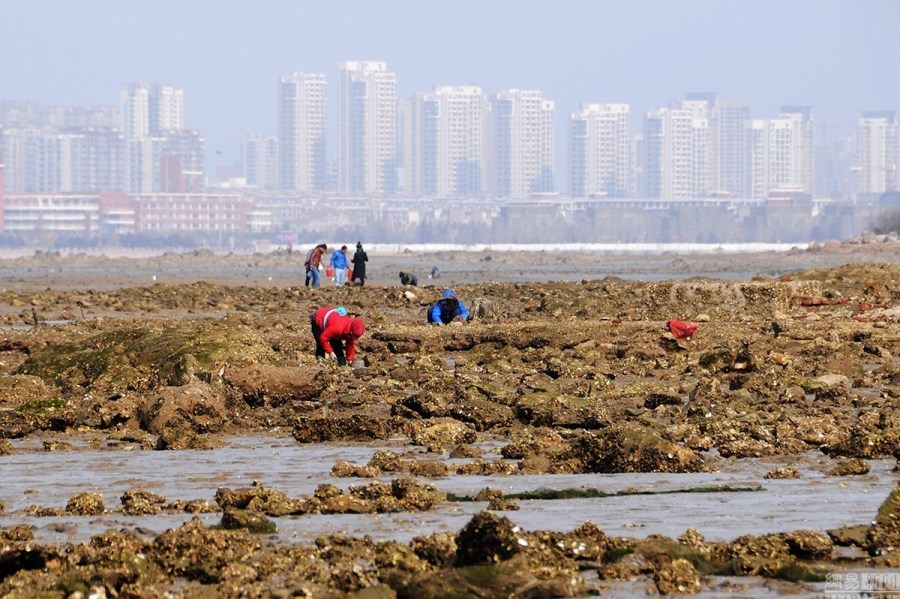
0 241 899 597
0 239 897 291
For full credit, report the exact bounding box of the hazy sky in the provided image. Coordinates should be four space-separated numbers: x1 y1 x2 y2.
2 0 898 183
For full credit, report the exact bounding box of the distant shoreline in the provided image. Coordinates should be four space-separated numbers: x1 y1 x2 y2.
0 241 816 260
0 238 895 291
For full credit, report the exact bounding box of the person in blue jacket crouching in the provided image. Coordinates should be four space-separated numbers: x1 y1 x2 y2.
427 289 469 326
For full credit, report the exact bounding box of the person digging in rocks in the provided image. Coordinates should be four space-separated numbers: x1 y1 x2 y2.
311 306 366 366
399 271 418 286
428 288 469 326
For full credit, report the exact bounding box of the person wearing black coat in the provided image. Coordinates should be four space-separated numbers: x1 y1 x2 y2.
351 242 368 287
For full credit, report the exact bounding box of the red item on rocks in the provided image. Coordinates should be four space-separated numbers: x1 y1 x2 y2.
666 319 698 340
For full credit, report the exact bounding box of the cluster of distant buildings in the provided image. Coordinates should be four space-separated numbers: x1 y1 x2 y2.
0 61 897 243
268 64 898 201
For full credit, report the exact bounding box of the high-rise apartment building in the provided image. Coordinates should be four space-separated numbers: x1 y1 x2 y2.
242 134 279 189
1 102 119 130
278 73 327 192
121 85 151 141
160 130 205 192
120 84 198 193
680 94 714 197
0 150 5 230
1 128 41 192
643 94 750 200
120 85 152 193
410 86 486 197
710 98 751 198
858 111 898 194
40 129 127 192
396 98 416 194
750 106 814 198
337 61 397 195
488 89 555 198
0 125 124 193
781 106 815 194
568 103 629 198
629 133 644 197
148 85 184 133
644 106 708 199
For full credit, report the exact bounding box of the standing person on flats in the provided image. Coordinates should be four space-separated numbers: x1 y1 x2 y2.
351 242 368 287
330 245 350 287
303 246 315 287
306 243 327 288
311 306 366 366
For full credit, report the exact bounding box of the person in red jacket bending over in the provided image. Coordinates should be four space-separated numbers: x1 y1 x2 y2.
311 306 366 366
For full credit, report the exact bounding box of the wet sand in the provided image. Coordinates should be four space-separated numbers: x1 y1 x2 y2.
2 434 895 547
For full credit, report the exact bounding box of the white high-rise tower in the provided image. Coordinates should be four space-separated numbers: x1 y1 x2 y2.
569 103 629 198
412 86 486 196
710 98 751 198
278 72 327 191
488 89 555 198
149 85 184 133
858 111 898 194
750 106 814 198
120 83 192 193
243 134 279 190
643 105 708 199
337 61 397 194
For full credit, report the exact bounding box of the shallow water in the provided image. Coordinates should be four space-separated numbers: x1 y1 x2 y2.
1 434 896 547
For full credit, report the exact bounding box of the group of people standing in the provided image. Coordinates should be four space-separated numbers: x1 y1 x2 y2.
304 242 368 288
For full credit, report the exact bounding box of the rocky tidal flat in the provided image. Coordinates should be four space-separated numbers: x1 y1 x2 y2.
0 246 899 597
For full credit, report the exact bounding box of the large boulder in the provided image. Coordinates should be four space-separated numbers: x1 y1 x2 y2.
654 558 702 595
568 423 711 473
401 556 581 599
220 508 277 534
18 321 273 396
293 410 393 442
867 484 900 555
726 534 791 576
407 418 476 452
149 519 260 584
223 364 329 407
0 375 56 409
515 393 610 429
215 486 305 516
804 374 851 402
138 381 226 435
455 511 524 566
66 492 105 515
449 398 516 432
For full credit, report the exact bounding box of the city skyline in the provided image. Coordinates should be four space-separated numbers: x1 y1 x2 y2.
0 69 900 198
1 0 897 191
2 81 897 199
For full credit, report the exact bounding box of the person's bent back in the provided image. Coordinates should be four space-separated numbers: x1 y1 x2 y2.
428 289 468 325
311 306 366 365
